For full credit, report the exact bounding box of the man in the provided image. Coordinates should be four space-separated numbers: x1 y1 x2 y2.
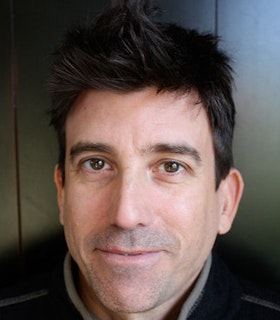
1 1 280 319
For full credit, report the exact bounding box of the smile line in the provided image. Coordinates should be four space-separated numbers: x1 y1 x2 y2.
97 249 160 256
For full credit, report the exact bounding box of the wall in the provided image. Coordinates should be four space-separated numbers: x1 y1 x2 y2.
218 0 280 290
161 0 280 291
1 0 279 290
0 0 110 284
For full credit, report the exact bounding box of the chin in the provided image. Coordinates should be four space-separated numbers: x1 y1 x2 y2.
85 271 167 315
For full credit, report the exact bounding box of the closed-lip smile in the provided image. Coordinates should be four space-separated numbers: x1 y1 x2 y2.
97 248 160 255
95 248 163 264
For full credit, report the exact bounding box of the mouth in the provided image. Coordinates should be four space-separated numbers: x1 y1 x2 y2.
95 248 162 265
119 252 143 256
98 249 158 256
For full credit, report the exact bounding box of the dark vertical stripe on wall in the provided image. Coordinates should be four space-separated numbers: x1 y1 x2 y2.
10 0 24 271
214 0 218 36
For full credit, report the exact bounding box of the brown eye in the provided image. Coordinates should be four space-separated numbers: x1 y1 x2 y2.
90 159 105 170
83 158 109 171
164 161 181 173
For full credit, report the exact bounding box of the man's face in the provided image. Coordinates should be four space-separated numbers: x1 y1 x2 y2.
55 87 242 318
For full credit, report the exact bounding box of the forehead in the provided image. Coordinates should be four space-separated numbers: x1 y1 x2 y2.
65 88 212 153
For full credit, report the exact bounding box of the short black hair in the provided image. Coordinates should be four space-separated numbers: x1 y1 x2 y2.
48 0 235 188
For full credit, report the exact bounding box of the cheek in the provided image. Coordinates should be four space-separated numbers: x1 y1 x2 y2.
61 185 108 251
157 188 220 251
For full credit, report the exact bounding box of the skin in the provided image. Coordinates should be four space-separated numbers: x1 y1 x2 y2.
54 87 244 320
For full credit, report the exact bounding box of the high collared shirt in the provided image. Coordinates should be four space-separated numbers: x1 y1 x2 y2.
1 252 280 319
63 252 212 319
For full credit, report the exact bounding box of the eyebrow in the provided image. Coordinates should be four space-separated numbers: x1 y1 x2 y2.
146 143 202 164
70 142 115 162
70 141 202 164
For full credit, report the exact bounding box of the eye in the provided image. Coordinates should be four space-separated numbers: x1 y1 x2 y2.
163 161 182 173
82 158 110 171
153 159 190 183
157 160 187 175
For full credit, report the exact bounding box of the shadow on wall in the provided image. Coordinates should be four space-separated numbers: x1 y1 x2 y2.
216 236 280 293
0 231 67 288
0 233 279 293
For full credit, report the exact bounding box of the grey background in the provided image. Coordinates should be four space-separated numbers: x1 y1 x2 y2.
1 0 279 290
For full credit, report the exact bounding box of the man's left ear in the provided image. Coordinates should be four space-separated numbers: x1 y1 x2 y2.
218 168 244 235
54 164 65 226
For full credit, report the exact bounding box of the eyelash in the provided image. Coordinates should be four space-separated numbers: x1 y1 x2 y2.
80 158 112 172
157 160 188 175
78 157 191 179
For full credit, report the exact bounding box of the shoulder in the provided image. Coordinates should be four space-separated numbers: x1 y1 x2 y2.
204 253 280 319
0 272 53 319
239 277 280 318
0 260 81 320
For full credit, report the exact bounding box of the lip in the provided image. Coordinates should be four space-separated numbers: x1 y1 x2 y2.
95 248 163 265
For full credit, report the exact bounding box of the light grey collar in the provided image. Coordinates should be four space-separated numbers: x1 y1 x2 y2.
64 253 97 320
64 252 211 320
177 254 212 319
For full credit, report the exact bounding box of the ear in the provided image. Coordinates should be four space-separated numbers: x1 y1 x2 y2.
54 165 65 226
218 168 244 235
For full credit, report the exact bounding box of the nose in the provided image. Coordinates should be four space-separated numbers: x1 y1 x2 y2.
108 172 154 230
